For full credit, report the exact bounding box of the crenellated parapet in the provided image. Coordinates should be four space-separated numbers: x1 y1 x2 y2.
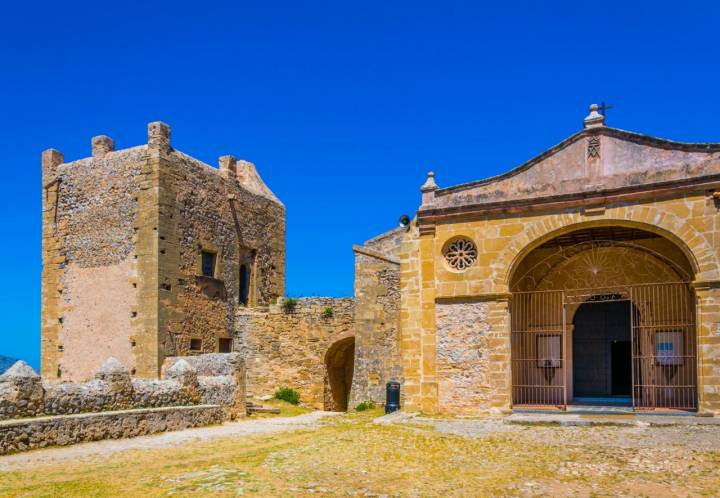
1 353 245 422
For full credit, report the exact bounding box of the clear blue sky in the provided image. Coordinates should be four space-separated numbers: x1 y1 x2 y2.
2 1 718 368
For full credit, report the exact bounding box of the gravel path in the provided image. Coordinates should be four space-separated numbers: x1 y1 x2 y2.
0 411 339 471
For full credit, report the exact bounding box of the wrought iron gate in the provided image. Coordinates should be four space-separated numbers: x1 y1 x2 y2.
510 282 697 411
510 290 567 407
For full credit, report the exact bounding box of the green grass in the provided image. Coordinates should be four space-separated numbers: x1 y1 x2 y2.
250 398 312 418
273 387 300 405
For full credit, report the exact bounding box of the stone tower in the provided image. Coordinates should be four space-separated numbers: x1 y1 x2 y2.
41 122 285 382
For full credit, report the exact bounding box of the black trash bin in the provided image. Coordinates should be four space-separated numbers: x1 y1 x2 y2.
385 381 400 414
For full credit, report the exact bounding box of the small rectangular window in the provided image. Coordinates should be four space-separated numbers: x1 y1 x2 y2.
190 338 202 351
218 338 232 353
201 251 216 277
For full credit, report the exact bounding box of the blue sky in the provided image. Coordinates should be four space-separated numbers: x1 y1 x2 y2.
1 1 719 368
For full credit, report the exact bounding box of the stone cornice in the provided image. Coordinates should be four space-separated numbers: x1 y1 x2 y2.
418 174 720 226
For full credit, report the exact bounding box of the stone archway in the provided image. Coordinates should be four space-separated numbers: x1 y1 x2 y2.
509 226 698 410
324 336 355 411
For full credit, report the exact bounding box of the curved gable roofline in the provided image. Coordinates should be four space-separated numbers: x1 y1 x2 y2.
436 127 720 197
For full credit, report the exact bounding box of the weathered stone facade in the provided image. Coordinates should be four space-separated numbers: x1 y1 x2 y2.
351 229 403 407
392 106 720 415
235 298 354 409
436 301 491 414
41 123 284 381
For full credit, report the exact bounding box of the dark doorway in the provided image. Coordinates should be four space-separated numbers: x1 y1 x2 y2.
324 337 355 411
611 340 631 395
573 299 631 399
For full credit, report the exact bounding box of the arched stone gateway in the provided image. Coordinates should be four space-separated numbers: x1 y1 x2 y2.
509 226 698 410
324 336 355 411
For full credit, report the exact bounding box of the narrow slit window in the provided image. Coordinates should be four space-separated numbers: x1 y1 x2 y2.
239 264 250 305
201 251 216 277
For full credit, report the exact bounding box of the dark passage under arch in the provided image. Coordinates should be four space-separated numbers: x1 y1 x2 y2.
324 336 355 411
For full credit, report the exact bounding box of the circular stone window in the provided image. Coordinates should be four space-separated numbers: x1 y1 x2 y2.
443 237 478 271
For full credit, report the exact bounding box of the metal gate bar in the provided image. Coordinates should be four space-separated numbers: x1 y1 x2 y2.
630 283 697 410
511 282 697 411
510 290 566 408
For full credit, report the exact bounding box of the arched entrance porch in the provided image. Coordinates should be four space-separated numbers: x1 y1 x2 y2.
324 336 355 411
509 226 698 410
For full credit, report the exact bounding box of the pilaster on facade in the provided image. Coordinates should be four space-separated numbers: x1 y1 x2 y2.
40 149 64 379
694 284 720 414
418 231 439 413
134 145 163 379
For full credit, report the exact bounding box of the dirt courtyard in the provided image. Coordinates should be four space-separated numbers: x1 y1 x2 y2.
1 409 719 497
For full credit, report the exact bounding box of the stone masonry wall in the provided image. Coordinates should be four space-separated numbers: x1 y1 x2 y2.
41 145 146 381
351 228 403 407
436 301 493 414
162 353 246 419
236 298 354 409
160 150 285 360
0 405 224 456
0 353 245 421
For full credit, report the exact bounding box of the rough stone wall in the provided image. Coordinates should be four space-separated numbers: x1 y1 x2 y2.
0 405 224 456
351 228 403 407
236 298 354 409
162 353 246 419
41 146 146 381
436 302 491 414
41 123 285 381
0 354 245 421
161 151 285 360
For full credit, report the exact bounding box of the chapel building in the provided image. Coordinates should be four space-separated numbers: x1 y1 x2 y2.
392 105 720 414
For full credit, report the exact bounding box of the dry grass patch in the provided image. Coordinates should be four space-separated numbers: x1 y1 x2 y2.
1 411 718 497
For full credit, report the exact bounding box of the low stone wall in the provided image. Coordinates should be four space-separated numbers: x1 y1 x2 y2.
0 405 224 455
0 353 245 421
163 353 246 419
236 297 354 409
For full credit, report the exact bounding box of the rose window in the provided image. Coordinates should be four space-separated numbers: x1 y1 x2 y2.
443 238 478 271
